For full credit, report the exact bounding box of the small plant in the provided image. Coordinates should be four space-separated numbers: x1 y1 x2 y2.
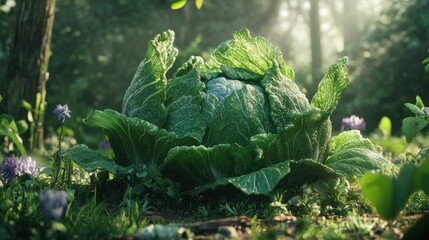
401 95 429 143
52 104 72 188
361 95 429 239
0 95 27 157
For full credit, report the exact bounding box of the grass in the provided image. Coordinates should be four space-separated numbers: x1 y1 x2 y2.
1 133 428 239
0 172 427 239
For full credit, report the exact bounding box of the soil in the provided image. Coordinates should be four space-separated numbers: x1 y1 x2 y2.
140 212 425 239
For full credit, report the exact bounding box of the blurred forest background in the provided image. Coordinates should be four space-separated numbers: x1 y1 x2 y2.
1 0 428 146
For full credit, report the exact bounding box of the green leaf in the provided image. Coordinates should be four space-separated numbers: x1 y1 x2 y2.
122 31 178 127
378 116 392 137
402 117 428 142
220 65 263 82
21 100 33 111
204 29 294 80
0 114 26 156
324 130 386 179
205 82 271 146
62 144 126 174
284 111 332 162
311 57 349 115
173 56 205 77
415 95 424 109
360 166 416 220
193 161 291 195
281 159 340 188
412 158 429 195
404 103 425 116
260 61 312 131
162 144 237 188
165 69 206 142
361 174 396 220
84 109 197 167
195 0 204 9
170 0 187 10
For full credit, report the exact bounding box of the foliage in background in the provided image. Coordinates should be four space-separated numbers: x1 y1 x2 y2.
170 0 204 10
42 0 284 146
361 95 429 239
339 0 429 133
402 95 429 142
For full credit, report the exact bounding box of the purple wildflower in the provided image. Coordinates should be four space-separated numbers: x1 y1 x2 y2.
39 190 68 221
99 140 111 150
0 156 38 183
53 104 71 121
341 115 366 132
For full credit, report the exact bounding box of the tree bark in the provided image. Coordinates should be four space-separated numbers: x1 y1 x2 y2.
309 0 322 83
343 0 359 55
1 0 56 151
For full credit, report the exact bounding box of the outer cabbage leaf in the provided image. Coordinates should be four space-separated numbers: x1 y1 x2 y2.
84 109 197 167
173 56 205 77
311 57 349 115
193 161 291 195
324 130 387 179
204 29 294 81
62 144 126 174
280 159 340 188
122 31 178 127
165 68 206 142
280 111 332 162
161 144 236 187
246 111 331 166
260 61 312 131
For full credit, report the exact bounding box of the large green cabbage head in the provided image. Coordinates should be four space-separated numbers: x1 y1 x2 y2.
64 30 386 195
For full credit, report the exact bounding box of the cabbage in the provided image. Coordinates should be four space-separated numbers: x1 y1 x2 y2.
63 30 386 195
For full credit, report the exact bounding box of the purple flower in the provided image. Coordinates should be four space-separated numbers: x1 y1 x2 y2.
39 190 68 221
53 104 71 121
99 140 111 150
0 156 38 183
341 115 366 132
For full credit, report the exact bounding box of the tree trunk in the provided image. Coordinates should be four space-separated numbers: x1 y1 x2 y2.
1 0 56 151
309 0 322 83
343 0 359 55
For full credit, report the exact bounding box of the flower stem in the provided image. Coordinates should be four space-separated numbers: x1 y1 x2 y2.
52 121 64 187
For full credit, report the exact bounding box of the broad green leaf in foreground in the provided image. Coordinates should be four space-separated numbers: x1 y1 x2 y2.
360 166 415 220
62 144 126 174
361 158 429 221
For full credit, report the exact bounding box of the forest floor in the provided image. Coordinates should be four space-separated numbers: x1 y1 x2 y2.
139 208 423 239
